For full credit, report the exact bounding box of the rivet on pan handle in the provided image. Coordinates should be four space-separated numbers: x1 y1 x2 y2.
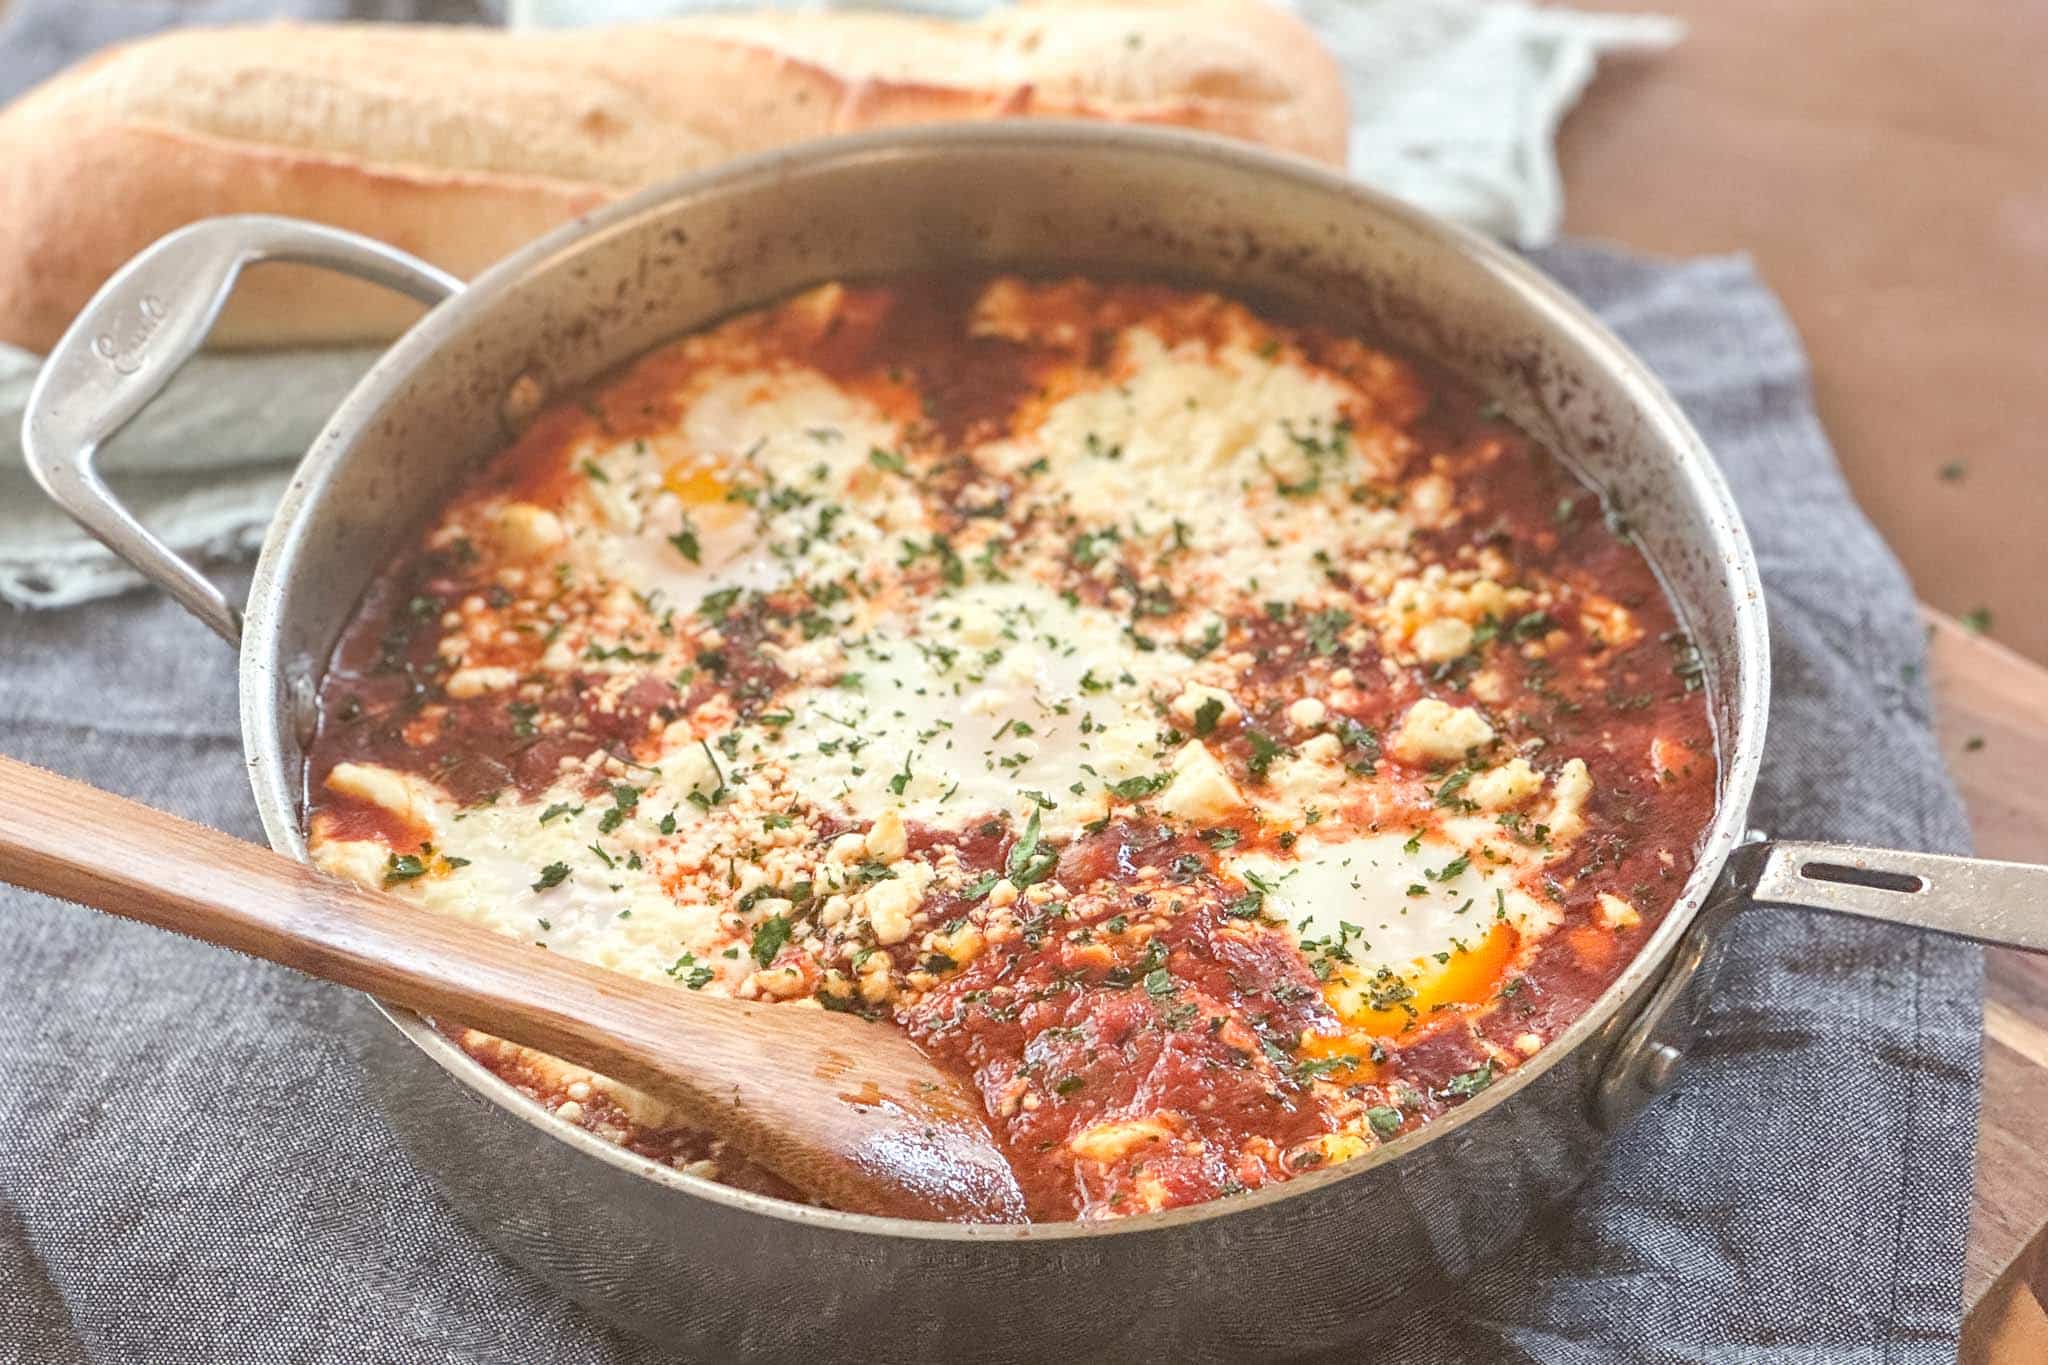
19 214 464 647
1591 889 1730 1130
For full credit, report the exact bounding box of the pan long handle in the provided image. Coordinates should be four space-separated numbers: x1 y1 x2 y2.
1730 839 2048 953
19 215 463 646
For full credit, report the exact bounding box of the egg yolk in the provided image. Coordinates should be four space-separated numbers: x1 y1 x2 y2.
663 458 730 505
1297 920 1518 1083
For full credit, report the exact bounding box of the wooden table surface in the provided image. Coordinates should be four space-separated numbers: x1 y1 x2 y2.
1928 617 2048 1300
1930 615 2048 1360
1558 0 2048 668
1553 2 2048 1347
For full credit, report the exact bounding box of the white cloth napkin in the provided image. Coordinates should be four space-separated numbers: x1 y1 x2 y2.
1296 0 1681 243
0 0 1678 611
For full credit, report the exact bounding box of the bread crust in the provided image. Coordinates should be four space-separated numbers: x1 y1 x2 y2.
0 2 1347 351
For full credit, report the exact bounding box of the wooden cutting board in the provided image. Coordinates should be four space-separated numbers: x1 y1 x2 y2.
1925 609 2048 1353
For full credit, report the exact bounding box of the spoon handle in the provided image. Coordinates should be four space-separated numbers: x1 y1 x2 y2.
0 754 1025 1223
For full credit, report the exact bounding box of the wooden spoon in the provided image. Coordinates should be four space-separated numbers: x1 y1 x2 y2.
0 755 1026 1224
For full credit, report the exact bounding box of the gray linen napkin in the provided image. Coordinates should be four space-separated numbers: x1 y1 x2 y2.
0 246 1982 1362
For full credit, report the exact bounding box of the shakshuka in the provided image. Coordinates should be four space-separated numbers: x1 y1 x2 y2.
306 276 1715 1221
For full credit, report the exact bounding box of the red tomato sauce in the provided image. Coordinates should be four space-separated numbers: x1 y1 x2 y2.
304 273 1718 1220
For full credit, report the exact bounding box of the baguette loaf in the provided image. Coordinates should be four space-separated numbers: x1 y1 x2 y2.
0 2 1347 352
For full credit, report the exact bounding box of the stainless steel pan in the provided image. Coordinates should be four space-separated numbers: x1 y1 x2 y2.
23 124 2047 1362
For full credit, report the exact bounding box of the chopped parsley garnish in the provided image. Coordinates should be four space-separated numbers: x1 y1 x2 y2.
1272 467 1320 498
935 537 966 587
1664 629 1707 691
382 853 427 885
1434 764 1478 812
1444 1060 1495 1098
666 954 715 990
1181 619 1225 659
900 535 966 586
1108 773 1168 802
749 915 792 967
1005 809 1058 889
686 740 728 809
1333 717 1379 773
1245 730 1289 782
1240 870 1287 900
698 586 743 618
1224 889 1266 919
1427 854 1471 883
868 446 909 476
1366 1106 1403 1139
583 641 660 664
1292 1055 1357 1084
1192 696 1224 738
1367 975 1416 1012
1071 528 1119 568
596 784 641 833
1304 608 1351 656
667 527 701 563
531 861 570 892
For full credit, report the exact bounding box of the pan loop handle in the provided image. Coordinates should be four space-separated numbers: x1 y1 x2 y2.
1597 835 2047 1128
20 215 464 647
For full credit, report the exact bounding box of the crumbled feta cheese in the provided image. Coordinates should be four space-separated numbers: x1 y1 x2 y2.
1285 696 1328 729
1156 741 1245 822
1390 699 1496 764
